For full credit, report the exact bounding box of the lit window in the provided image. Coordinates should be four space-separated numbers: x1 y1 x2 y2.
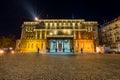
63 23 66 26
72 23 75 27
45 23 48 26
50 32 53 35
67 30 71 34
54 23 57 27
59 23 62 26
54 30 57 34
68 23 70 26
50 23 53 27
77 23 80 26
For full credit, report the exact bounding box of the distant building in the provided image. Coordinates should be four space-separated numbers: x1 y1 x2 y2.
100 16 120 49
18 19 98 54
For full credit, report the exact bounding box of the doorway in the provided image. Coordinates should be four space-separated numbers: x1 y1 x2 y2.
49 39 71 53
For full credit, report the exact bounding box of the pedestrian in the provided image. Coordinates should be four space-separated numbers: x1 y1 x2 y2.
37 48 39 53
81 48 83 54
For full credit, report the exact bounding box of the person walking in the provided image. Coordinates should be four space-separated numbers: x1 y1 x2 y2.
37 48 39 53
81 48 83 54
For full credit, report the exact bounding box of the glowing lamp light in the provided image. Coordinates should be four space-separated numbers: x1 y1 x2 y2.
35 17 39 21
9 47 13 50
50 32 53 35
96 47 101 53
11 50 15 54
0 50 4 56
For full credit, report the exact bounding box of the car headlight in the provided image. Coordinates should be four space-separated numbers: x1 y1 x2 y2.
0 50 4 54
11 50 15 54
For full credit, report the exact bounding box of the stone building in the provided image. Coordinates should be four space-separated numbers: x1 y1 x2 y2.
100 16 120 50
18 19 98 54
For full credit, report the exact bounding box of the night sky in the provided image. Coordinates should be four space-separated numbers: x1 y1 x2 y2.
0 0 120 39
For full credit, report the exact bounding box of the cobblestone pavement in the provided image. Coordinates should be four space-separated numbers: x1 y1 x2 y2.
0 53 120 80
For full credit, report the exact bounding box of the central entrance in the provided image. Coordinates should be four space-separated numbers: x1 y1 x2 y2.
48 39 72 53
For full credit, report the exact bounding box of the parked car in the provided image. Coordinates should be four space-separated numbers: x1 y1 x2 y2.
0 48 14 55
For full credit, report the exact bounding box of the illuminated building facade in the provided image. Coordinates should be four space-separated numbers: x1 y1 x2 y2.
101 16 120 49
19 19 98 53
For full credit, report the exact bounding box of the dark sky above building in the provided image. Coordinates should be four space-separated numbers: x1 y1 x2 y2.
0 0 120 38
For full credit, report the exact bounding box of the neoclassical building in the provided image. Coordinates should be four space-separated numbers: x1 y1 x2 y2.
100 16 120 50
17 19 98 54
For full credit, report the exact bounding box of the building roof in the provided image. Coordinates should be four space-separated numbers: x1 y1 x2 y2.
101 16 120 27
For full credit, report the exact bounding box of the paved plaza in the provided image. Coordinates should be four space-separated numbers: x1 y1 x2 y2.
0 53 120 80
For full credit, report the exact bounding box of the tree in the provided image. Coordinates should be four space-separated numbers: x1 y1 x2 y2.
0 35 16 49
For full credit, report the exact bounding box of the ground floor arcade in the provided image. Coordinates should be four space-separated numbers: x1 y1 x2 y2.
18 38 95 54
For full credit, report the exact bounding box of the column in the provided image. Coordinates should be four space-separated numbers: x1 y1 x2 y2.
40 31 42 39
78 31 81 39
45 31 46 39
35 31 37 39
74 31 76 39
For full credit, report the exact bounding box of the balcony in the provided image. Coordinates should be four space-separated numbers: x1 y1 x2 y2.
34 29 86 31
46 35 74 38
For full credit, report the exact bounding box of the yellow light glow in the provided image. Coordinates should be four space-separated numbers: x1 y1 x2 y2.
35 17 39 21
96 47 101 53
50 32 53 35
20 19 97 53
67 30 71 34
76 40 94 52
63 29 67 33
45 23 48 26
0 50 4 56
11 50 15 54
54 23 57 27
54 30 57 34
50 23 53 26
0 50 4 54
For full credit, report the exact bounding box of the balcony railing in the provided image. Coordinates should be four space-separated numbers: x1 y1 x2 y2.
34 29 87 31
46 35 74 38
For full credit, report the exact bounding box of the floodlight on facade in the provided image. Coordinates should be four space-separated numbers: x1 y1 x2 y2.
35 17 39 21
